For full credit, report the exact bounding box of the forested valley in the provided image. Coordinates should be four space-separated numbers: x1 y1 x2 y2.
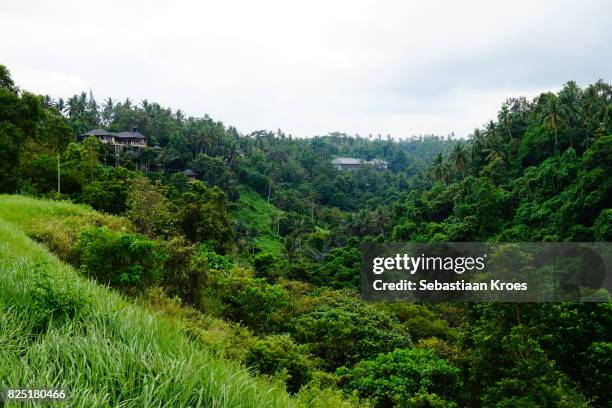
1 63 611 407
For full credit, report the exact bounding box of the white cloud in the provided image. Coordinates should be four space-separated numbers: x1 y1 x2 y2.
1 0 610 138
11 69 89 99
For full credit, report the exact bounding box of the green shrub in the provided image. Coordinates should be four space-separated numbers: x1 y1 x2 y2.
29 220 81 264
253 253 280 281
582 341 612 405
234 281 289 332
30 269 91 333
593 209 612 241
338 348 462 408
192 243 234 271
246 335 313 393
296 385 363 408
415 337 465 367
157 239 234 305
202 268 289 332
160 236 196 301
141 287 256 361
315 247 361 288
179 182 234 253
289 295 411 370
126 177 178 237
78 227 167 291
385 303 454 341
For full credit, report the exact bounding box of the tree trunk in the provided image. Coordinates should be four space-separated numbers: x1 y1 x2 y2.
267 179 272 203
57 153 61 194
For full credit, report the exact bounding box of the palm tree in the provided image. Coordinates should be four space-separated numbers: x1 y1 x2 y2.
371 207 390 236
581 80 611 140
480 124 508 168
472 128 485 147
484 120 497 141
559 81 581 125
56 98 66 115
282 236 300 263
160 147 180 172
66 95 83 119
540 93 567 153
430 153 450 187
101 97 114 126
350 209 371 235
498 105 513 141
450 142 469 178
265 162 280 204
558 81 583 147
485 146 507 169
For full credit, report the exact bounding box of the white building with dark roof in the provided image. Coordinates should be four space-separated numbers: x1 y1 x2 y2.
332 157 388 171
79 126 147 149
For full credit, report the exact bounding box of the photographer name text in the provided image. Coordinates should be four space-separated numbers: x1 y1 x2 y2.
372 279 527 291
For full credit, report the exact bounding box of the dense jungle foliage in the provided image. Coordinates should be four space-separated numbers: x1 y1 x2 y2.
1 63 611 407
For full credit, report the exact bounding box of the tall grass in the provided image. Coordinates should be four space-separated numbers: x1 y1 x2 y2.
0 201 298 407
0 194 130 230
0 195 132 264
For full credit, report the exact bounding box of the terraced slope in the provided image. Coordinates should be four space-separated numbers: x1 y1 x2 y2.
0 195 297 407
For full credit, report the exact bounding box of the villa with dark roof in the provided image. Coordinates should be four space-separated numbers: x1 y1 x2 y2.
78 127 147 149
183 168 199 181
332 157 389 171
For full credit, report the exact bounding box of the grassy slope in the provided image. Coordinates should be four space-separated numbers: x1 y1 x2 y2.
0 195 298 407
232 187 284 256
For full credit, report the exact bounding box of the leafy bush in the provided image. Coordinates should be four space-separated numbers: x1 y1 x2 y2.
338 348 462 408
593 209 612 241
160 240 233 306
253 253 281 281
179 182 234 253
234 282 288 331
289 294 411 370
202 268 289 332
78 227 167 291
30 270 91 333
192 243 234 272
126 177 178 237
315 247 361 288
415 337 464 367
80 166 135 214
29 220 81 264
480 344 589 408
191 153 237 197
385 303 454 341
141 287 255 361
296 385 363 408
246 334 313 393
582 341 612 405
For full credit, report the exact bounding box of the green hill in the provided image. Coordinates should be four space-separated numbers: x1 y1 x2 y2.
0 195 298 407
232 187 284 256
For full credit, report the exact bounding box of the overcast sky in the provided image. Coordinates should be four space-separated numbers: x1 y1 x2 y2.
1 0 610 138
